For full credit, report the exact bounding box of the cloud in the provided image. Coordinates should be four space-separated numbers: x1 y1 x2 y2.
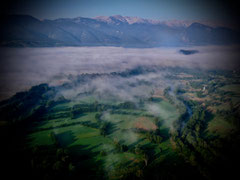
0 45 239 100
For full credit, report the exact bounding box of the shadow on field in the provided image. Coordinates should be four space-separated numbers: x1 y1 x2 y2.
71 113 87 119
56 130 77 147
106 122 119 134
68 144 106 179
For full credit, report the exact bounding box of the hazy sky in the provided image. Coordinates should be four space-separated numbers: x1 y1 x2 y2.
1 0 238 22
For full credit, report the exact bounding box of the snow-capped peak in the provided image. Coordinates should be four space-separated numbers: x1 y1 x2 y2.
92 15 227 28
94 15 127 24
93 15 191 27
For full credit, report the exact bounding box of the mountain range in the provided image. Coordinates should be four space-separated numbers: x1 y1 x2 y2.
0 14 239 47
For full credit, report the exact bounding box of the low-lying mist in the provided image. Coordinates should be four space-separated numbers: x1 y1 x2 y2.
0 45 239 100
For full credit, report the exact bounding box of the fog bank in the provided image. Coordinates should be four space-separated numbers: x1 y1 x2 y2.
0 46 239 100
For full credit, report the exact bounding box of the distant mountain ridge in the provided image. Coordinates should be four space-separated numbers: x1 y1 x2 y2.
0 14 239 47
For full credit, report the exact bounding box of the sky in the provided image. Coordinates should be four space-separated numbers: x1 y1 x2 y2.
1 0 239 22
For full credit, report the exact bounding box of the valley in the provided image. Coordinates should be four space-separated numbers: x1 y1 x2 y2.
1 65 239 179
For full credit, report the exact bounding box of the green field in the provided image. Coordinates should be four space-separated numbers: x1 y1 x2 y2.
25 97 181 179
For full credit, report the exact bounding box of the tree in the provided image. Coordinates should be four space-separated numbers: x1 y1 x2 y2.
100 122 111 136
95 113 102 121
142 153 149 166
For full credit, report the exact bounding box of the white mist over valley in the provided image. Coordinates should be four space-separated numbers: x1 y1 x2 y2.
0 45 239 100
